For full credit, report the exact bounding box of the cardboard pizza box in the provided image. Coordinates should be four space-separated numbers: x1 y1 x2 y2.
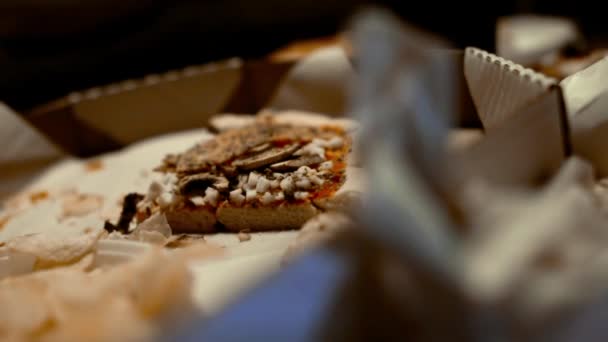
24 59 292 157
20 45 480 158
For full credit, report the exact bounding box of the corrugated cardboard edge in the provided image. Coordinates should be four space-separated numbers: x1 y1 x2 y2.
26 59 295 157
464 47 557 131
0 103 64 164
27 104 122 157
432 49 479 127
71 59 242 145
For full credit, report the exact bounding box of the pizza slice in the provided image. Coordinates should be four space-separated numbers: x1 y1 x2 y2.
133 113 360 233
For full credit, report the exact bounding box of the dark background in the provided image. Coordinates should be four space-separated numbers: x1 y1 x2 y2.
0 0 602 111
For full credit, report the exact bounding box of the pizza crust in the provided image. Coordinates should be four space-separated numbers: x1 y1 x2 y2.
164 208 216 234
216 202 319 232
135 111 359 233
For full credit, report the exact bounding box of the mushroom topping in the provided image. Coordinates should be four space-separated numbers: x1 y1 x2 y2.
175 121 336 174
249 143 272 153
220 165 238 178
213 177 230 192
232 144 300 171
270 155 325 172
176 124 274 173
178 173 229 196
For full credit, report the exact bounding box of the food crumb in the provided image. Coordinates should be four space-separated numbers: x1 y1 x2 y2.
84 159 104 172
29 191 49 204
238 230 251 242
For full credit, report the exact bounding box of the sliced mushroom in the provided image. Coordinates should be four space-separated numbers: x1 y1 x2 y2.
178 173 229 195
270 155 325 172
232 144 300 171
220 165 238 178
213 177 230 192
249 143 272 153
